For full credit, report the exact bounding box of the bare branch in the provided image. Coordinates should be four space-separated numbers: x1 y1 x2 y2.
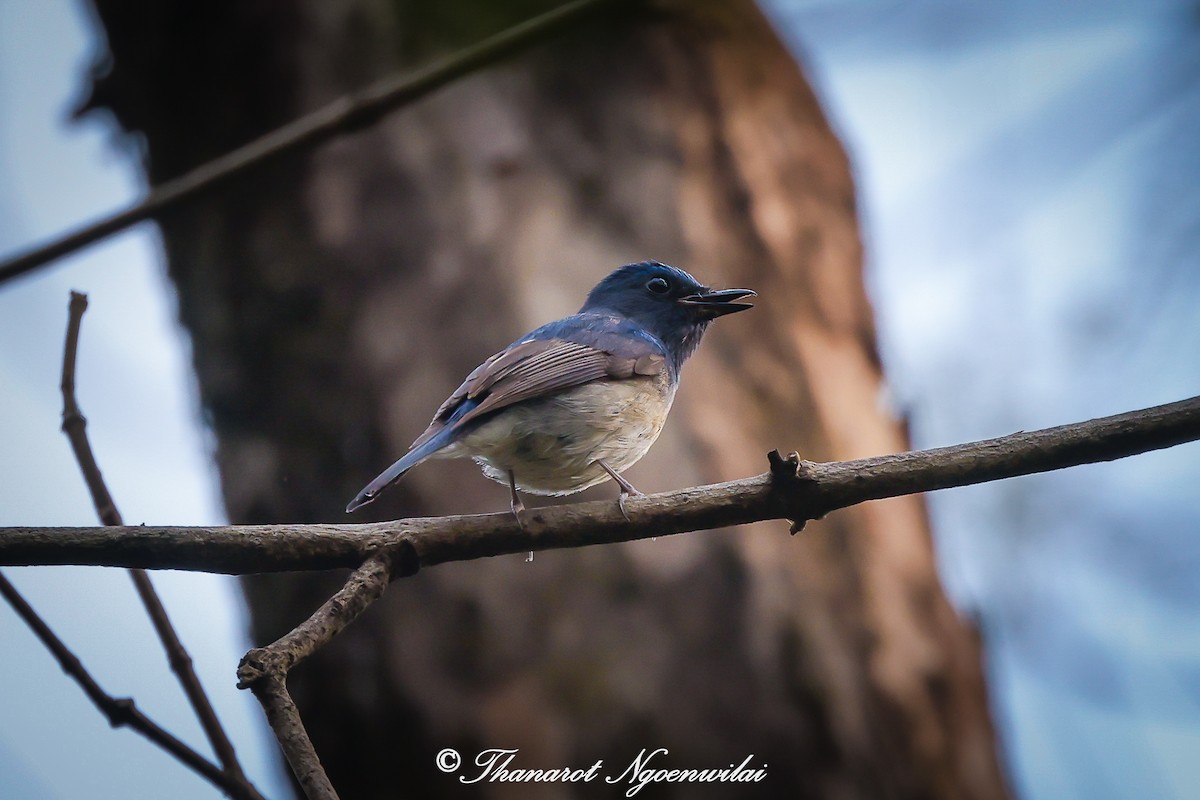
2 395 1197 573
59 292 121 525
237 546 417 689
0 0 631 286
0 572 236 791
236 550 416 800
250 676 339 800
53 291 263 800
126 570 261 797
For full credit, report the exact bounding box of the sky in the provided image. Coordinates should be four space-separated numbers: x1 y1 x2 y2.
1 1 1199 799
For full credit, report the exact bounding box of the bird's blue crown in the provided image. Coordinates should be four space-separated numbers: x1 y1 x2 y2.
579 261 714 374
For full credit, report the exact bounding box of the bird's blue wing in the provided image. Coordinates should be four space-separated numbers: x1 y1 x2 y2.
417 313 667 444
345 314 666 512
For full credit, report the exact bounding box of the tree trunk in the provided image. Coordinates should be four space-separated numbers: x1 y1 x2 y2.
84 1 1009 797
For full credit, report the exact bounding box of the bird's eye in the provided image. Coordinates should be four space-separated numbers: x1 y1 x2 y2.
646 277 671 295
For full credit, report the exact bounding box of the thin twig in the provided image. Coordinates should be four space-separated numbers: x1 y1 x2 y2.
0 571 233 790
127 570 259 795
3 394 1198 573
60 292 121 525
55 291 263 800
0 0 631 286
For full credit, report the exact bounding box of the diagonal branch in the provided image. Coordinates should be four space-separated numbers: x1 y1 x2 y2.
3 394 1198 574
237 545 417 689
0 0 632 287
52 291 263 800
0 571 238 792
59 292 121 525
235 548 417 800
250 676 338 800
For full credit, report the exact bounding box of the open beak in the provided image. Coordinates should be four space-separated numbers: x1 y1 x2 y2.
678 287 757 318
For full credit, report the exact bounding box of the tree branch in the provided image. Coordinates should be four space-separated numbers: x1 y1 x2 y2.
0 572 238 793
237 547 416 689
0 0 631 287
250 676 338 800
236 551 416 800
2 395 1197 573
32 291 264 800
59 292 121 525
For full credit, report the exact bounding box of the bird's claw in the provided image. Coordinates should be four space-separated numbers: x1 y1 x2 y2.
617 485 643 523
510 496 527 531
507 469 533 560
507 469 528 530
599 460 642 522
618 491 632 522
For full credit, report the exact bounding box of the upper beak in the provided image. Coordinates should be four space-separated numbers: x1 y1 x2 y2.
678 287 757 318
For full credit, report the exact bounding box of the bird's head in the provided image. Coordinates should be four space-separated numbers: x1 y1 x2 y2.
581 261 755 367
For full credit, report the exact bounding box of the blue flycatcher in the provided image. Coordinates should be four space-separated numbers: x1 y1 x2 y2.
346 261 755 517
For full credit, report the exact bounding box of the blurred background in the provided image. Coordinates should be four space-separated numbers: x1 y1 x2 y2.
1 1 1197 799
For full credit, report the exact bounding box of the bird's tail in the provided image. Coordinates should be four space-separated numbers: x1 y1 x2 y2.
345 427 455 513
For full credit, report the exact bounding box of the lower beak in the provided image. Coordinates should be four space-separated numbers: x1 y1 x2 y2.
678 288 757 318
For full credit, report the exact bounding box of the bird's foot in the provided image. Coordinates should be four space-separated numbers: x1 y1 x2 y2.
617 491 637 523
507 469 533 561
511 498 534 560
509 489 528 531
507 469 526 519
599 460 643 522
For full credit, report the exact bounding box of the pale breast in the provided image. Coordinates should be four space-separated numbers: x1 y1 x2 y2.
452 374 675 495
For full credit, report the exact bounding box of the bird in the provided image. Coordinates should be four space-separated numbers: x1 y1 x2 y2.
345 261 755 520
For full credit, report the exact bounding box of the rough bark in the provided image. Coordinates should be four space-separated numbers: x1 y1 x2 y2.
83 1 1009 797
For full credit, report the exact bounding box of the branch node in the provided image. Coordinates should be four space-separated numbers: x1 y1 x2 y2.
236 648 278 690
385 539 421 579
767 449 819 534
767 449 816 481
60 411 86 433
107 697 136 727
